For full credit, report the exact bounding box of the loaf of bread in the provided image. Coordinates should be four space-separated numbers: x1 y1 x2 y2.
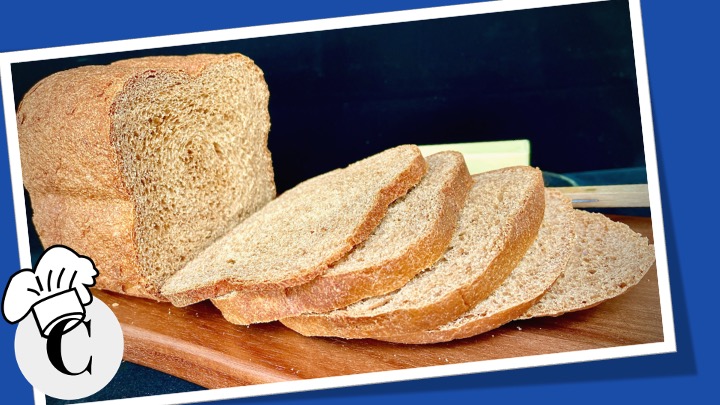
378 189 575 344
211 151 473 324
18 51 656 346
161 144 426 306
281 167 545 338
518 209 655 319
17 54 276 300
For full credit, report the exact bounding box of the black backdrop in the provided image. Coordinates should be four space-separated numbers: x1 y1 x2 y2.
11 0 643 196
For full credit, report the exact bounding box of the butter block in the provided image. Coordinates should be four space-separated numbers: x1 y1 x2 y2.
418 140 530 174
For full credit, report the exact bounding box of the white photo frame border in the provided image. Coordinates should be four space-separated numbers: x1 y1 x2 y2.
0 0 675 404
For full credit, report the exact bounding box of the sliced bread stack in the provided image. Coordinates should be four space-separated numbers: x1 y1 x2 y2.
211 151 474 324
281 167 546 337
280 175 655 342
375 188 576 344
163 143 654 343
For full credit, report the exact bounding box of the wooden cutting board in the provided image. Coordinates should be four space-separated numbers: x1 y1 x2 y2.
93 215 664 389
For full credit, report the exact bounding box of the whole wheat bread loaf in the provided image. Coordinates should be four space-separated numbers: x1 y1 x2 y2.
518 209 655 319
162 144 426 306
281 167 545 338
379 189 575 344
211 151 473 324
17 54 275 300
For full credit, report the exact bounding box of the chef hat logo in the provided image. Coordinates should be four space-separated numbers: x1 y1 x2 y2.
2 245 98 338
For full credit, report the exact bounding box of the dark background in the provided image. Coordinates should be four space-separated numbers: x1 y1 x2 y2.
12 0 643 196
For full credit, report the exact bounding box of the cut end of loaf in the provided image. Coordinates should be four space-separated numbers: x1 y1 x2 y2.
18 54 276 300
111 54 275 297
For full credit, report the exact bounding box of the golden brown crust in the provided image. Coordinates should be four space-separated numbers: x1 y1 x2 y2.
281 167 546 338
164 149 428 307
18 64 150 297
212 153 473 324
29 193 148 296
18 66 131 199
379 295 543 344
17 54 268 300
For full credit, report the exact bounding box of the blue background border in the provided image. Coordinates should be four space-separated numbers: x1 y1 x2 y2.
1 0 717 403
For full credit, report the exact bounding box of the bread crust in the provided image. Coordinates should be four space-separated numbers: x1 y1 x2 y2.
212 152 473 324
163 146 427 306
281 167 545 338
17 54 273 300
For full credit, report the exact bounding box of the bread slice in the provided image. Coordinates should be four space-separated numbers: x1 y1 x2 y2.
17 54 275 300
379 189 575 344
518 210 655 319
281 167 545 338
211 151 473 324
162 144 426 306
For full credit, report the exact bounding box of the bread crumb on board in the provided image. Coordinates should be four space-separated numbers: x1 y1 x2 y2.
112 303 119 307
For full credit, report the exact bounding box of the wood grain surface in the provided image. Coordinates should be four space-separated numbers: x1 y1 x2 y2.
93 215 664 389
552 184 650 207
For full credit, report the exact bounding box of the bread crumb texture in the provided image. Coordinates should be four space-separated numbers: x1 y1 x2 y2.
212 151 472 324
281 166 545 338
162 144 426 306
519 210 655 318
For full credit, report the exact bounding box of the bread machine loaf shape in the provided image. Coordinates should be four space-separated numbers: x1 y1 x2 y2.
16 54 276 300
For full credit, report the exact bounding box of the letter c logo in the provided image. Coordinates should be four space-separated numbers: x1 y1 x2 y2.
46 319 93 376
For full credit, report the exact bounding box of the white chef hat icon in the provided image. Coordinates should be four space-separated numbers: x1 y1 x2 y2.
2 245 98 338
